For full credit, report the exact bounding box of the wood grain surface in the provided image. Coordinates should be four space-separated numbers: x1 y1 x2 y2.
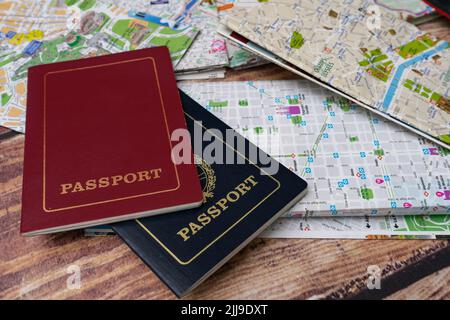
0 16 449 300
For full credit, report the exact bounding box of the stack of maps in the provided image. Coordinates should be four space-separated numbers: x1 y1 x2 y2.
0 0 263 132
0 0 448 239
214 0 449 238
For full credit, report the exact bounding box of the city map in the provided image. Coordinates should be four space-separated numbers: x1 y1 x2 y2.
216 1 268 69
0 0 198 132
224 38 267 69
107 0 230 73
222 0 450 148
261 215 450 239
173 1 229 73
218 0 435 20
178 80 450 217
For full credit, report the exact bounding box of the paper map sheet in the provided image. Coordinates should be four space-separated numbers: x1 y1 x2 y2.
178 80 450 217
261 215 450 239
225 38 267 69
219 0 436 22
0 0 198 132
223 0 450 149
374 0 435 20
107 0 230 72
217 0 267 69
174 2 229 72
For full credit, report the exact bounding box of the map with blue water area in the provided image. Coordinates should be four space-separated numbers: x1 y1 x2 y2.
178 80 450 217
223 0 450 148
374 0 434 19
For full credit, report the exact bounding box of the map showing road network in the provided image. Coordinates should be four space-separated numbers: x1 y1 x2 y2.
223 0 450 148
0 0 199 132
178 80 450 217
262 214 450 239
106 0 229 73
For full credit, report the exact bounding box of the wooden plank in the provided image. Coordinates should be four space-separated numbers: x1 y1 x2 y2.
0 127 10 136
222 64 298 82
0 136 448 300
342 244 450 299
0 127 16 141
386 266 450 300
418 17 450 40
186 239 449 300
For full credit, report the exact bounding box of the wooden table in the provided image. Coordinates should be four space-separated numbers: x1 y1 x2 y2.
1 17 449 300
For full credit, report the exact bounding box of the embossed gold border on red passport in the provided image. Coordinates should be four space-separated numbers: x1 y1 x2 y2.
135 112 281 265
42 58 180 212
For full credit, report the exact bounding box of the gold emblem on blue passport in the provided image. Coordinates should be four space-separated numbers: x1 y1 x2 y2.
194 154 216 202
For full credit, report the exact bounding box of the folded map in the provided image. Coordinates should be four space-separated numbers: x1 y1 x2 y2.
221 0 450 149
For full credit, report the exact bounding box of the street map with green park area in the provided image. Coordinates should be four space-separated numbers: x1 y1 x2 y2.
223 0 450 149
0 0 198 132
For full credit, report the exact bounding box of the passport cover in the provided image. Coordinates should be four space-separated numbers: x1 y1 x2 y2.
21 47 203 236
112 91 308 297
423 0 450 18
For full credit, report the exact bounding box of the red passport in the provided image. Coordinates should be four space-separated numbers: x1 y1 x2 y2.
21 47 203 236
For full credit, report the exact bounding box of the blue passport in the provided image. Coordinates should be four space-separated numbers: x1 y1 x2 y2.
112 91 308 297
